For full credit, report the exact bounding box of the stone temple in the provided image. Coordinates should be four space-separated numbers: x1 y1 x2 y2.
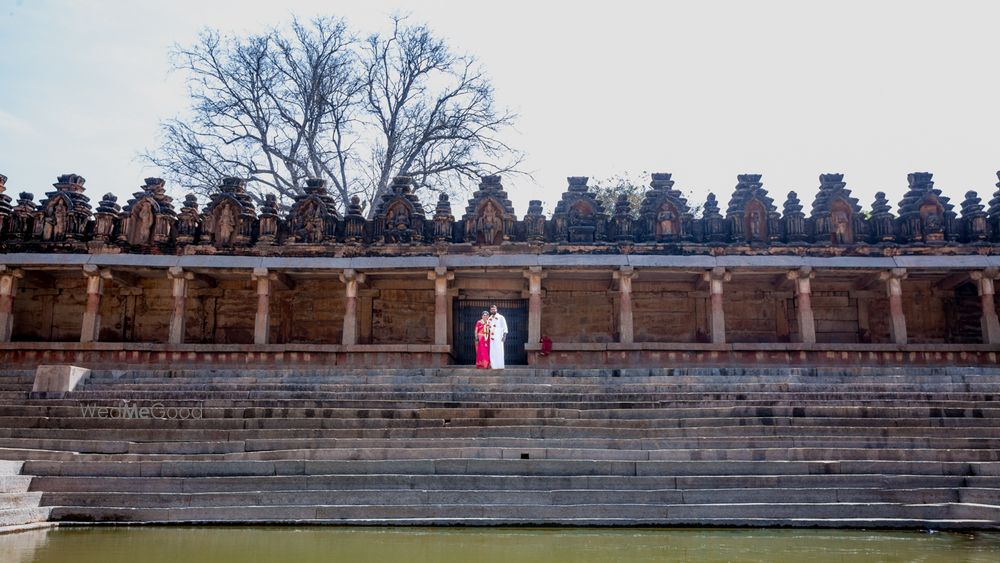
0 170 997 529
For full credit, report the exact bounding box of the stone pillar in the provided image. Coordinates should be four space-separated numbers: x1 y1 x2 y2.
81 265 110 343
971 269 1000 345
613 266 637 344
427 267 454 346
703 267 731 344
0 266 24 342
167 266 191 344
788 267 816 344
340 269 365 346
523 266 546 345
251 268 274 345
880 268 908 345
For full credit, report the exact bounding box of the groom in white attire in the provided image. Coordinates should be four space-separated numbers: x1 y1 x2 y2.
488 304 508 369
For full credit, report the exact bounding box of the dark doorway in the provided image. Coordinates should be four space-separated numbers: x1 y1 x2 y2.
453 298 528 365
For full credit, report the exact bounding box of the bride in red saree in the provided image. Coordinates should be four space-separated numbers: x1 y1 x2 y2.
475 311 491 369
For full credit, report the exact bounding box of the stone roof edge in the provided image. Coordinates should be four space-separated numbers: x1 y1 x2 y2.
1 253 997 271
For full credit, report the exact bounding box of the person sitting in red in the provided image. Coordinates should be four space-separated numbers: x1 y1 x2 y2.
540 334 553 356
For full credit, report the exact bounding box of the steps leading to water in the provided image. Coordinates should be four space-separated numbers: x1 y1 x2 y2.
0 367 997 528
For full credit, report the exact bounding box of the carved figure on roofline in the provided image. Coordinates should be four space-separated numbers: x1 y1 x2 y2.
287 178 339 244
726 174 779 244
781 191 806 243
91 193 121 242
524 200 547 242
0 174 11 238
257 193 281 245
6 168 1000 252
611 194 634 242
810 174 863 245
119 178 176 247
461 175 517 245
432 194 455 243
960 190 989 242
637 173 692 243
372 176 425 244
34 174 92 243
552 177 607 243
897 172 957 244
200 177 257 248
342 196 366 243
9 192 36 241
175 194 200 245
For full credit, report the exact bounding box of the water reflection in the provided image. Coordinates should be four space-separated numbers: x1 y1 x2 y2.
2 526 999 563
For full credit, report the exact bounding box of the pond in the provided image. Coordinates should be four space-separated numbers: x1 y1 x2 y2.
3 526 999 563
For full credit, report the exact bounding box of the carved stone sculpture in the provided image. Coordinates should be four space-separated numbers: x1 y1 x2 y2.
462 175 517 245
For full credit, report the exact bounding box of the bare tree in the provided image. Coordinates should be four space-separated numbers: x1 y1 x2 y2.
145 16 522 214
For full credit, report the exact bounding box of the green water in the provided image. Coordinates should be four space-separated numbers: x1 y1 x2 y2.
3 526 1000 563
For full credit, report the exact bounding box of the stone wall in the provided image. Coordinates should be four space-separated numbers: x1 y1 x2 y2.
271 279 345 344
633 283 699 343
811 289 861 343
371 284 435 345
12 278 87 342
725 291 787 343
94 280 174 343
901 281 948 344
541 280 614 343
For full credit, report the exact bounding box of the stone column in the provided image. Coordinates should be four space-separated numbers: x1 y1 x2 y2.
251 268 275 345
613 266 637 344
523 266 546 345
81 265 110 343
703 267 731 344
788 267 816 344
880 268 908 345
427 267 454 346
167 266 191 344
971 269 1000 344
340 269 365 346
0 266 24 343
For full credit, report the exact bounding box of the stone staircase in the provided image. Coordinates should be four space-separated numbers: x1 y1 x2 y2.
0 367 998 528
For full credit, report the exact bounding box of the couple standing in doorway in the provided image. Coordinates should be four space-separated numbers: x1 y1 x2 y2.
474 304 508 369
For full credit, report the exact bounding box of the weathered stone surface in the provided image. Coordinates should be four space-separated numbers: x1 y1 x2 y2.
31 364 91 394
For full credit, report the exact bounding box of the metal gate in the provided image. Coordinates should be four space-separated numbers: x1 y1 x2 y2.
453 299 528 365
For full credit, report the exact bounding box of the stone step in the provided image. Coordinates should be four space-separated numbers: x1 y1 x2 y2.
2 435 996 456
0 417 1000 437
82 366 1000 377
20 458 999 478
0 418 1000 441
74 380 1000 391
36 487 970 508
4 425 998 442
0 476 33 494
10 404 999 420
2 445 998 464
43 502 996 525
75 371 1000 382
60 389 1000 400
0 506 51 527
51 399 1000 412
32 473 993 493
0 492 42 509
3 435 995 456
959 488 1000 504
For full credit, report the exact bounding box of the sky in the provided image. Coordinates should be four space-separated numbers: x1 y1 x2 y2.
2 0 1000 216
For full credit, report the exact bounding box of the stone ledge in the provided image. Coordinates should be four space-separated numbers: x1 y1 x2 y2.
4 252 1000 271
0 342 452 354
526 342 1000 353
